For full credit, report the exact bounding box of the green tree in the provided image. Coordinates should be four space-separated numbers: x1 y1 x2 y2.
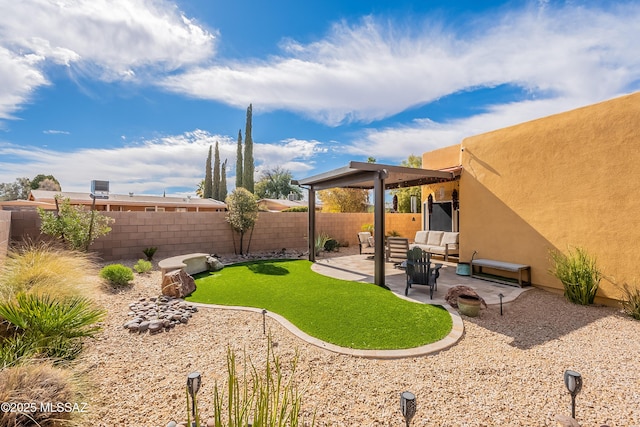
367 157 376 163
318 188 369 213
243 104 255 193
204 145 213 198
236 129 243 189
391 154 422 213
196 179 205 198
220 159 228 201
213 141 221 200
0 177 31 201
254 167 302 200
30 174 61 191
38 196 114 251
225 188 258 255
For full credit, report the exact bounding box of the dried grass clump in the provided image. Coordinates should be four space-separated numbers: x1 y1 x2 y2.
0 362 79 427
0 240 99 302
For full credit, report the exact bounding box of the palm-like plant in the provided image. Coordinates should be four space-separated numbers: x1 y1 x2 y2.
0 293 105 360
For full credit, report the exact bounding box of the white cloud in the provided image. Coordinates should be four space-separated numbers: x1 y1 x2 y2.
0 0 216 118
162 3 640 125
345 96 590 161
0 131 329 194
43 130 70 135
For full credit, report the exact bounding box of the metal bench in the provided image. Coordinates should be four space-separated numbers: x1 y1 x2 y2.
158 253 209 276
471 258 531 287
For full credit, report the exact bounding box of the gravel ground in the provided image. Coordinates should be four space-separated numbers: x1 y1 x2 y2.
74 251 640 427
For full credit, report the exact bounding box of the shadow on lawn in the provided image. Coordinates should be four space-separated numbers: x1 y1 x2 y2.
247 261 290 276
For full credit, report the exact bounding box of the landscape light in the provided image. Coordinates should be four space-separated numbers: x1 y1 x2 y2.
564 370 582 418
187 371 201 426
400 391 416 427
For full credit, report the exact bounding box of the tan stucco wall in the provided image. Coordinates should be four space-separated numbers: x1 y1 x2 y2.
454 92 640 304
423 144 462 170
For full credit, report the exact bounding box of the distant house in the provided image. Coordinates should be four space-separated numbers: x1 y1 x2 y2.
257 198 319 212
22 190 226 212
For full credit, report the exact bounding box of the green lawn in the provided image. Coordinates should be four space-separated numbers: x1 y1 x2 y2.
187 259 452 350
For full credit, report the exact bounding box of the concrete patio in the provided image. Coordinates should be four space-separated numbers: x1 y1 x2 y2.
312 253 530 307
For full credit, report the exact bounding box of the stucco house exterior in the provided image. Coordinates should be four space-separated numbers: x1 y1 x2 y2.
419 91 640 305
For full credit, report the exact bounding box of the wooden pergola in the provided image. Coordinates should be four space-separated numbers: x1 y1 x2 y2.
295 161 459 288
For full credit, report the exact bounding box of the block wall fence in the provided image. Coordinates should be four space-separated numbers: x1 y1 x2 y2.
0 210 10 259
7 210 421 261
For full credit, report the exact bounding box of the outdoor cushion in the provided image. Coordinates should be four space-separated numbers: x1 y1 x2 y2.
441 232 459 245
414 231 429 244
358 232 372 246
368 236 375 247
426 231 444 246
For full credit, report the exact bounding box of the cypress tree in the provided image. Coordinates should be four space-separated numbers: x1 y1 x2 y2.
220 159 228 201
204 145 213 198
243 104 255 193
213 141 221 200
236 129 243 189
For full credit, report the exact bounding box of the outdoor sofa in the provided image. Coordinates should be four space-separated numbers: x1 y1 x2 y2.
409 230 459 261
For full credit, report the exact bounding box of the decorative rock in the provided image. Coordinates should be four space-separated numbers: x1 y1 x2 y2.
148 323 163 334
166 421 177 427
123 295 198 335
206 255 224 272
161 270 196 298
555 414 581 427
138 321 150 332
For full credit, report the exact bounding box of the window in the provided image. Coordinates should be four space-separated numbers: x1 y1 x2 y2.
176 207 187 212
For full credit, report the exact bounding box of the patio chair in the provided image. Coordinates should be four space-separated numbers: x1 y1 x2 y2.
357 232 375 255
386 236 409 265
405 247 442 299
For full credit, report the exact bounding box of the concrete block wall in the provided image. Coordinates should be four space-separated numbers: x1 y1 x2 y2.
8 210 420 261
0 210 10 259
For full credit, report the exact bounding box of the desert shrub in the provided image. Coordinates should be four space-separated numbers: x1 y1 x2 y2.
0 362 78 427
361 223 374 233
386 230 401 237
100 264 134 287
621 283 640 320
38 195 114 251
0 240 98 302
134 259 153 274
0 293 105 361
549 247 601 305
0 335 36 369
175 339 314 427
324 238 340 252
143 247 158 261
314 232 331 256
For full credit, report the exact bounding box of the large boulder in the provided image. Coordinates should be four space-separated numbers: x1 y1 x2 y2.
161 269 196 298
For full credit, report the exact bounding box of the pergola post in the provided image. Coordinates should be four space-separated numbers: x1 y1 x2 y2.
373 170 387 288
308 187 316 262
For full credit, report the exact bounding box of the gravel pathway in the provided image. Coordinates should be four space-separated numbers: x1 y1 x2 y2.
74 254 640 427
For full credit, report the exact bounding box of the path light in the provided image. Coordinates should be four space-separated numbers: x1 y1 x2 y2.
564 370 582 418
498 293 504 316
400 391 416 427
187 372 201 426
262 309 267 335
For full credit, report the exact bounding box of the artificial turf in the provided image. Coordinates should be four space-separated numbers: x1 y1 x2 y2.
187 259 452 350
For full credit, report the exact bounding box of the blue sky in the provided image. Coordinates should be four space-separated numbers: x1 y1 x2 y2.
1 0 639 197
